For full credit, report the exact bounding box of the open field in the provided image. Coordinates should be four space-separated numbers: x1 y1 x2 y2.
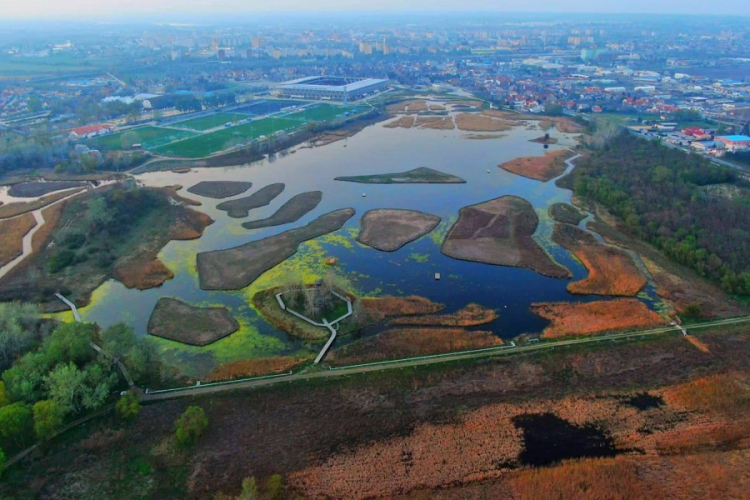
87 126 199 151
216 183 285 218
232 99 304 115
0 213 37 267
285 104 360 123
148 297 239 346
357 209 441 252
170 112 249 131
499 150 573 182
242 191 322 230
442 195 571 278
532 299 666 339
197 208 355 290
153 117 299 158
552 222 647 296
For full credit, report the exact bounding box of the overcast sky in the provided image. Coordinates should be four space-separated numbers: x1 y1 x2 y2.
1 0 747 20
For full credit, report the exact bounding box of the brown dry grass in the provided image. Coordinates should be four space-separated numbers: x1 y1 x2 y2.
113 258 174 290
553 117 584 133
383 116 416 129
429 104 446 111
32 200 66 254
451 99 484 108
455 113 515 132
329 328 503 366
206 356 309 382
361 295 445 322
386 100 428 114
0 213 37 267
416 116 455 130
499 150 572 181
532 299 666 339
553 223 647 296
538 119 554 130
685 335 711 353
390 303 498 327
464 133 507 140
0 187 85 219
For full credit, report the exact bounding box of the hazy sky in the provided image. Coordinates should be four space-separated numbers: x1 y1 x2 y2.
0 0 747 20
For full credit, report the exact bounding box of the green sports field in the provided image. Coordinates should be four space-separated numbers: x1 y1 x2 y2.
153 117 300 158
169 112 250 131
87 126 199 151
284 104 362 123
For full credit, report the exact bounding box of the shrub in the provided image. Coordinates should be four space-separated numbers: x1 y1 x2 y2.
48 250 75 273
115 392 140 421
33 400 64 441
175 406 208 446
0 447 5 478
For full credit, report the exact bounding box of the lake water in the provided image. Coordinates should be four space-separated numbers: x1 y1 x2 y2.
69 105 664 378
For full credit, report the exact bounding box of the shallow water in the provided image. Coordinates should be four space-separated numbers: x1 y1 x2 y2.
71 108 666 376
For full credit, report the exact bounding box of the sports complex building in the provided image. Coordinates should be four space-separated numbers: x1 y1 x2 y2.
275 76 389 102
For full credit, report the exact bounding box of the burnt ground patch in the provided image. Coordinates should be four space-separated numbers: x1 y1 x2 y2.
512 413 618 467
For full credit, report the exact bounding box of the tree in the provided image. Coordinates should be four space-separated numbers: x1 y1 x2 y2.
175 406 208 446
120 131 140 150
115 392 140 421
101 323 136 363
42 322 96 367
0 302 44 369
0 382 8 408
33 400 64 440
266 474 284 500
45 362 115 415
0 402 33 448
0 447 5 478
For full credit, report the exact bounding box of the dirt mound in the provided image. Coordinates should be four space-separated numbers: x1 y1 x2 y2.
442 195 570 278
147 297 239 346
358 209 441 252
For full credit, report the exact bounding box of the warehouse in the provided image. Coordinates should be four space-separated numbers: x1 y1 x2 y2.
276 76 388 102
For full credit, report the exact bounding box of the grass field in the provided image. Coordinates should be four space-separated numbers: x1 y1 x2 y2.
233 99 305 116
170 112 250 131
153 117 300 158
285 104 362 123
87 126 199 151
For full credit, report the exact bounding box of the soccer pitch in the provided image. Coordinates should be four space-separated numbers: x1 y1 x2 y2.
87 126 199 151
169 112 250 131
153 117 300 158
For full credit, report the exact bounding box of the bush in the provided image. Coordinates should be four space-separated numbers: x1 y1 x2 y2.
115 392 140 421
0 447 5 478
175 406 208 446
61 232 86 250
48 250 76 274
33 400 64 441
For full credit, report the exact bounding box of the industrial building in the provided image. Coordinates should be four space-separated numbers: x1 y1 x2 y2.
276 76 388 102
716 135 750 152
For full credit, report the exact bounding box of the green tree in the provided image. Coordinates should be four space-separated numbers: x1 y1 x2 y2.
0 382 9 408
266 474 284 500
238 477 259 500
115 392 140 421
42 322 96 367
101 323 136 363
32 400 64 440
120 131 140 150
175 406 208 446
0 302 43 369
45 362 115 415
0 447 5 478
0 402 33 448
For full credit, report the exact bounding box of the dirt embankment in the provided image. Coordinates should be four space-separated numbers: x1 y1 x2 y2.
206 356 310 382
112 204 213 290
553 223 647 296
216 183 285 218
499 150 573 182
532 299 666 339
0 213 37 268
186 181 253 199
242 191 322 230
0 187 86 219
147 297 239 346
336 167 465 184
442 195 571 278
455 113 515 132
389 303 498 327
358 209 441 252
198 208 355 290
328 328 503 365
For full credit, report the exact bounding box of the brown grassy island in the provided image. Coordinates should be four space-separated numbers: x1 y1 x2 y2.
549 202 586 225
532 299 666 339
389 303 498 327
197 208 355 290
187 181 253 199
335 167 465 184
242 191 322 230
553 223 647 296
147 297 239 346
357 209 441 252
216 183 285 218
441 195 571 278
499 150 573 182
455 113 515 132
8 181 86 198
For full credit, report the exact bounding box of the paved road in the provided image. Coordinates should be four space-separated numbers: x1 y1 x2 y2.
141 315 750 402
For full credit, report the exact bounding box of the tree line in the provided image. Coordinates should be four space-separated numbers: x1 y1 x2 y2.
570 133 750 295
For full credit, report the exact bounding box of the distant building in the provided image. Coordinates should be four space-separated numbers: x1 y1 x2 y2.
69 124 112 140
276 76 388 102
716 135 750 151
